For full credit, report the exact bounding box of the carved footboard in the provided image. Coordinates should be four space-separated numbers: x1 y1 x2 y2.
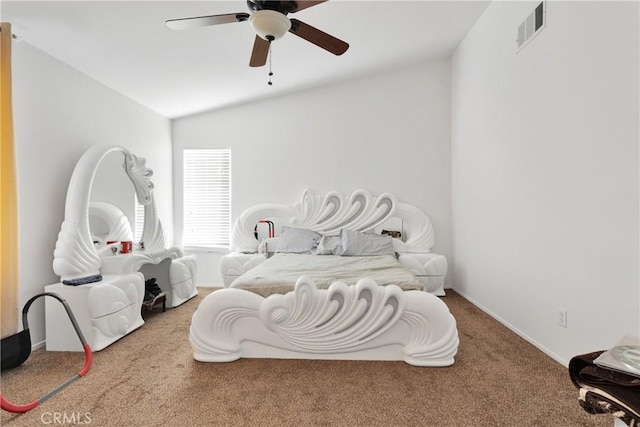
190 276 459 367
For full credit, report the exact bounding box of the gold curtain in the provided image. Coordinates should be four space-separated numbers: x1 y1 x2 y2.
1 22 18 338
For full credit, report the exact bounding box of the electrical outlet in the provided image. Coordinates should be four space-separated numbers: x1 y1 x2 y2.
558 308 568 328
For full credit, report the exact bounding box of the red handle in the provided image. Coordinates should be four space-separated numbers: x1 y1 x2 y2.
0 393 38 413
79 344 92 376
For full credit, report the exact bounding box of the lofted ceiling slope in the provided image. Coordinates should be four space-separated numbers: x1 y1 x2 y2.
2 1 490 118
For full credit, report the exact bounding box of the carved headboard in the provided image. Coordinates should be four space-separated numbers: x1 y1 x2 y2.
231 189 435 254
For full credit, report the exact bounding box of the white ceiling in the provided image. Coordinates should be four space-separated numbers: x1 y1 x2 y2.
2 0 490 119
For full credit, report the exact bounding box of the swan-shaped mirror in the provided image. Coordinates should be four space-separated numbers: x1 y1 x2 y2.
53 144 197 308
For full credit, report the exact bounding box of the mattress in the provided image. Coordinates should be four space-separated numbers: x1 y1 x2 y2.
230 253 424 297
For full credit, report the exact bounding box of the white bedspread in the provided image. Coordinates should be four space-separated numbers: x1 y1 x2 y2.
230 253 424 297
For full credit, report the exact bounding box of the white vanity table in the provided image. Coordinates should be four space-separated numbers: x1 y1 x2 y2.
46 145 197 352
100 246 197 308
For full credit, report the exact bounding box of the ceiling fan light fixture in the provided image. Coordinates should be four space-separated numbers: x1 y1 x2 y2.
249 10 291 41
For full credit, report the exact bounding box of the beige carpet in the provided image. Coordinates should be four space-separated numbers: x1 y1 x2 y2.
1 288 610 426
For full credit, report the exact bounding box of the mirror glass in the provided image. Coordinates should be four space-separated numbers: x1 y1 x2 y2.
89 151 138 244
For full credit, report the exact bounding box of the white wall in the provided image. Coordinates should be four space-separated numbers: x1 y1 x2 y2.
12 42 173 346
172 59 452 286
451 1 639 365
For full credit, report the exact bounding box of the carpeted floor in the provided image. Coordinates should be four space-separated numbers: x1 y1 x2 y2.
1 288 610 426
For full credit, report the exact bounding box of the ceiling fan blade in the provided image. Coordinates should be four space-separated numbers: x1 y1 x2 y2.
249 35 270 67
289 19 348 56
291 1 328 13
166 13 250 30
248 1 325 13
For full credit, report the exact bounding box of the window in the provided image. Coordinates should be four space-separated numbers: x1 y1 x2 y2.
183 148 231 249
134 194 145 243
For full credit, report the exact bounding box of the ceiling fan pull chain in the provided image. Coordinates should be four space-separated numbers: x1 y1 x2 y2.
267 41 274 86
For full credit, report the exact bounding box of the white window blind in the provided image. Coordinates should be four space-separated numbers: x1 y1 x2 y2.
183 148 231 248
134 194 145 243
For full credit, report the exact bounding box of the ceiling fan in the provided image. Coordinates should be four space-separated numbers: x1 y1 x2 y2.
166 0 349 68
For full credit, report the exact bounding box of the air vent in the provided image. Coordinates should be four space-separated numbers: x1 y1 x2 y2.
517 1 546 52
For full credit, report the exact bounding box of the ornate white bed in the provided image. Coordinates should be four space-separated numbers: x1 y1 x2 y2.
190 190 459 366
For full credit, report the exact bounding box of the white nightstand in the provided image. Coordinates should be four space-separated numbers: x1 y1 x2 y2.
414 274 446 296
220 252 267 287
45 273 144 352
397 253 447 296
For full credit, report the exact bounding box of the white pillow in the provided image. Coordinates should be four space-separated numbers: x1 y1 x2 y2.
277 226 321 253
335 229 396 256
315 235 341 255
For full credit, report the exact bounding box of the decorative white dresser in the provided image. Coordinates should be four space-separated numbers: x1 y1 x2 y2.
45 273 144 352
46 145 198 352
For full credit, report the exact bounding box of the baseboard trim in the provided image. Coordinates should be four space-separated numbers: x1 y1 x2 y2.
452 288 569 367
32 339 45 352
